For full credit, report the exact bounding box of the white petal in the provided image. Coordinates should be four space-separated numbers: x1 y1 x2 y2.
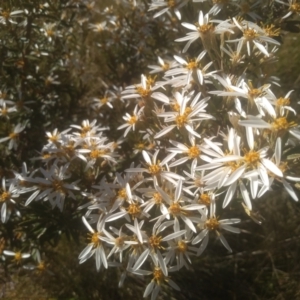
157 250 168 276
161 230 186 242
95 247 102 271
261 158 283 177
245 126 254 150
192 229 208 245
223 181 237 208
1 202 7 223
142 150 152 164
175 180 182 202
168 279 181 291
239 119 271 128
144 281 155 298
181 22 197 30
3 250 15 256
224 165 246 186
151 285 161 300
211 155 241 163
25 190 40 206
253 41 269 57
258 163 269 186
154 125 176 139
220 224 241 234
286 176 300 182
183 204 206 210
169 157 189 167
196 234 209 256
174 55 187 65
204 138 224 156
181 215 197 233
82 216 94 234
105 211 127 222
240 181 252 210
151 92 169 104
282 179 298 201
100 246 108 269
135 218 144 244
133 248 150 271
218 233 232 252
219 218 241 225
250 175 258 198
275 137 281 166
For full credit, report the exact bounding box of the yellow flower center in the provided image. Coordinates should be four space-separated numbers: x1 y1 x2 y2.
244 150 260 168
168 0 175 7
276 97 290 106
291 4 300 13
162 62 170 71
9 132 18 139
262 24 280 37
196 23 214 34
0 108 8 115
100 97 108 104
205 217 219 231
153 192 163 204
52 180 66 194
127 203 141 217
149 235 163 250
115 237 125 248
128 115 137 125
186 59 199 70
89 149 108 159
37 261 46 272
226 160 242 172
243 28 258 40
49 134 59 142
146 76 156 86
187 145 200 158
14 252 22 262
177 240 187 253
175 107 192 127
42 153 51 160
153 267 164 284
248 88 263 99
46 29 55 37
199 193 211 206
136 86 151 98
272 117 296 131
90 232 101 247
148 164 162 175
1 11 10 19
118 188 127 199
168 202 181 216
279 161 288 174
171 102 180 112
1 191 10 202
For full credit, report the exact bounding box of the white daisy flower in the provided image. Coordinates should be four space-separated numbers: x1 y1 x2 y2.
229 18 280 57
192 201 241 255
125 149 183 185
176 11 233 52
155 91 213 139
78 215 108 271
118 105 144 137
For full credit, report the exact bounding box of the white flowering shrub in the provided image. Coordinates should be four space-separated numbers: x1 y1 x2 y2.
1 0 300 299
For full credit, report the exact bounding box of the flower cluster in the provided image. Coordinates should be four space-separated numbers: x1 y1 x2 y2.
1 0 300 299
